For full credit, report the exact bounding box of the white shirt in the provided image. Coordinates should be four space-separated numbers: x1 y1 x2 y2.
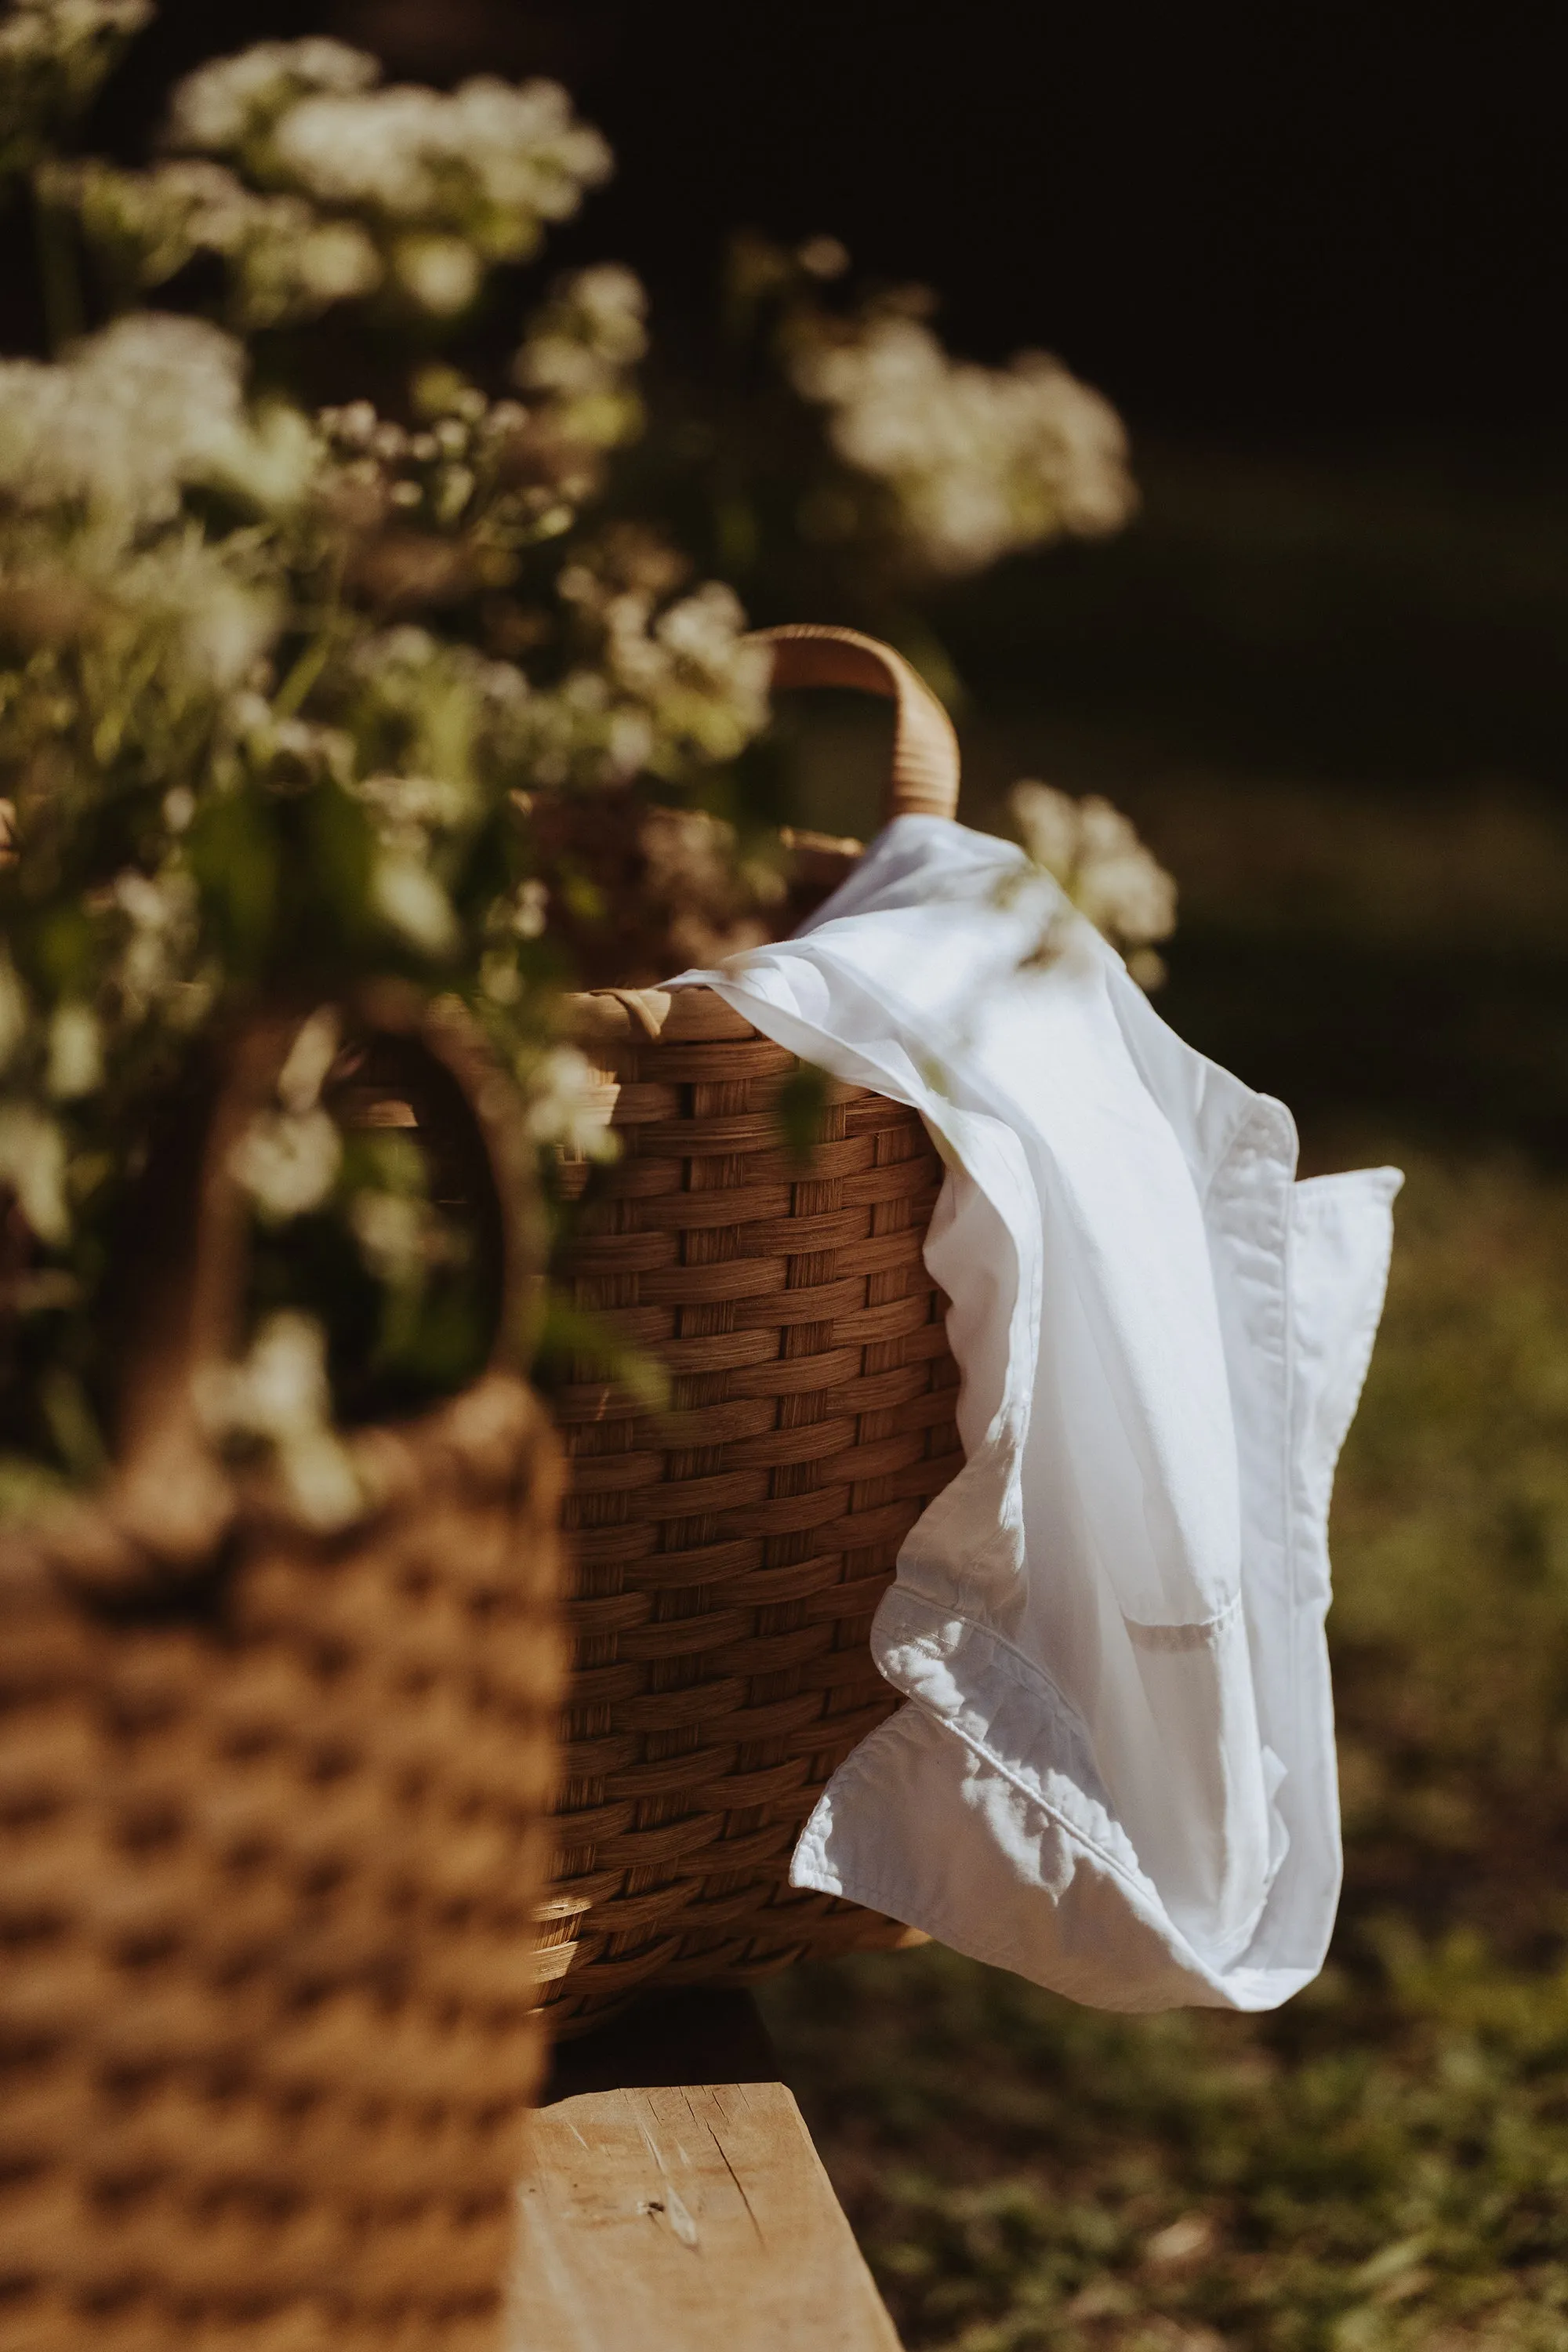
677 815 1399 2012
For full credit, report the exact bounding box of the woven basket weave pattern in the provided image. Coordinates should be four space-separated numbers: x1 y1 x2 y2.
1 994 562 2352
545 990 963 2031
0 1382 561 2352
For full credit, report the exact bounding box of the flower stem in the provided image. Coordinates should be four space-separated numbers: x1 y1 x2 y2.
31 169 84 355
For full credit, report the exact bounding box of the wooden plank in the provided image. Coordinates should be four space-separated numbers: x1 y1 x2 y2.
510 1994 902 2352
510 2081 901 2352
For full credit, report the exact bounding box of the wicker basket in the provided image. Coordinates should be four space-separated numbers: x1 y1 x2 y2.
0 995 562 2352
541 626 967 2033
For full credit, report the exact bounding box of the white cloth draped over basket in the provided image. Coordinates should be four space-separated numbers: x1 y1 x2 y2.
674 813 1401 2013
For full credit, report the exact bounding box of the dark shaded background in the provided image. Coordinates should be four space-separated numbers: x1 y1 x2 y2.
88 0 1568 1152
107 0 1565 442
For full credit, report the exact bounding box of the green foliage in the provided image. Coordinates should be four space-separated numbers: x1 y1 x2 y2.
0 9 775 1497
2 2 1144 1508
0 0 1159 1512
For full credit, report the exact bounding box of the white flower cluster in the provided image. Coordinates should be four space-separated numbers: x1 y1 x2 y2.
1010 781 1177 987
513 264 647 448
0 313 308 735
107 861 211 1028
521 1043 615 1160
791 313 1136 575
330 626 503 954
0 1097 68 1244
0 858 212 1253
45 154 383 328
227 1005 343 1225
328 564 768 816
0 851 217 1242
0 0 150 174
162 35 377 151
160 39 611 320
1 24 784 1506
347 1149 455 1294
550 571 771 786
197 1307 362 1529
316 390 546 572
0 311 253 527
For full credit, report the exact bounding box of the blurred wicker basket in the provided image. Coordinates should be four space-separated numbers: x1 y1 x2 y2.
541 626 967 2034
0 994 562 2352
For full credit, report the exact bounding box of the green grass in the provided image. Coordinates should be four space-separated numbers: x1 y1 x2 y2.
761 1149 1568 2349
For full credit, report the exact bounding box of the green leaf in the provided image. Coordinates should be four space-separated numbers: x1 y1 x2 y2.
186 788 279 972
775 1060 831 1164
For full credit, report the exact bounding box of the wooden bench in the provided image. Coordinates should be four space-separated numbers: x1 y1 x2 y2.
510 1988 902 2350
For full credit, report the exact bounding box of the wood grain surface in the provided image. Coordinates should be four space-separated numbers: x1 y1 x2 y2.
510 2077 902 2350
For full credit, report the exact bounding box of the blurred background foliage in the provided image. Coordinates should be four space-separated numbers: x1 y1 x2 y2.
10 1 1568 2342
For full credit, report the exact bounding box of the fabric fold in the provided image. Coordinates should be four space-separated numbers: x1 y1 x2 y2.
673 814 1399 2012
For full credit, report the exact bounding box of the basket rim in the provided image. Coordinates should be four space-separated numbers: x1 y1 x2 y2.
567 985 765 1047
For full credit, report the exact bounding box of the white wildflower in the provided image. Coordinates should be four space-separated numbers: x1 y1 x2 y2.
524 1043 616 1160
349 1186 428 1287
225 1007 346 1218
276 1004 339 1115
229 706 353 790
165 37 378 157
319 396 376 450
391 233 481 317
605 708 655 777
201 394 321 513
0 312 248 529
293 218 383 304
0 1102 70 1244
656 580 755 673
514 264 647 399
111 863 200 1015
370 854 460 957
43 154 379 328
109 529 281 692
45 1002 102 1099
354 771 472 846
1010 780 1079 879
1011 782 1177 975
430 462 474 525
188 583 278 689
263 84 436 212
1071 799 1178 946
229 1104 342 1221
259 74 610 263
510 877 549 939
480 952 522 1004
509 566 767 789
0 310 312 565
792 314 1135 575
197 1308 363 1529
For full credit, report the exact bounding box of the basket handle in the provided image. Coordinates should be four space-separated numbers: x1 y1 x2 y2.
746 623 961 823
93 989 536 1582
